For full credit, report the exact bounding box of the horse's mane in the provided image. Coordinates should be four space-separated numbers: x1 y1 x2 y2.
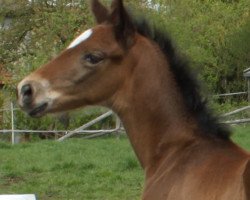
130 14 231 140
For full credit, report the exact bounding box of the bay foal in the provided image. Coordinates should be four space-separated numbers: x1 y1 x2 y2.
17 0 250 199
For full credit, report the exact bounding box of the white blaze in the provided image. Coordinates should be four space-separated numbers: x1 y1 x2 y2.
67 29 93 49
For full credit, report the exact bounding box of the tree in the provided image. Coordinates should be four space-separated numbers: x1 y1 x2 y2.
142 0 250 93
0 0 92 90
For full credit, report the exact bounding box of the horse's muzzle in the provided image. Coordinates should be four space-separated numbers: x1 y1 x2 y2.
17 80 49 117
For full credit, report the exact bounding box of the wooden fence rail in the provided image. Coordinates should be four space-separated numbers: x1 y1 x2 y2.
0 129 119 134
223 118 250 125
58 111 115 141
222 106 250 117
213 91 247 97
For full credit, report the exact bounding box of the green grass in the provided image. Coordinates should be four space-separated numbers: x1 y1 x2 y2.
232 125 250 150
0 126 249 199
0 136 143 200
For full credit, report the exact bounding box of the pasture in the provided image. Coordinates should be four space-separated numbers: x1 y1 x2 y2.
0 125 249 199
0 135 143 200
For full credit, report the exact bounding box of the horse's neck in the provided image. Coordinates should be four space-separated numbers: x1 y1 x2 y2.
111 37 199 176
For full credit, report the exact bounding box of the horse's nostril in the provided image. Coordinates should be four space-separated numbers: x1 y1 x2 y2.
21 84 33 105
21 84 33 97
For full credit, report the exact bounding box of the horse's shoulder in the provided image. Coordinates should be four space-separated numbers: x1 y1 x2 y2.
243 159 250 199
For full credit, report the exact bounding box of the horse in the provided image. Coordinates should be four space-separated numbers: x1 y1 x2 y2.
17 0 250 199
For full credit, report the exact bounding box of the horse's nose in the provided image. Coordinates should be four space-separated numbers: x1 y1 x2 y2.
20 84 33 105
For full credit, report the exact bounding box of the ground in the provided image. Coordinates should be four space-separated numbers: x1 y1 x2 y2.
0 125 249 200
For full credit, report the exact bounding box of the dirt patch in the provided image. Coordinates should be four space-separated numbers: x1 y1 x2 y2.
1 175 24 186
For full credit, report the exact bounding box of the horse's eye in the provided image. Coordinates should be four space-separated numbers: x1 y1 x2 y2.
84 53 103 65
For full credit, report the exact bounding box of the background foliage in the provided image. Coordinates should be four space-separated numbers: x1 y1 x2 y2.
143 0 250 92
0 0 249 93
0 0 249 133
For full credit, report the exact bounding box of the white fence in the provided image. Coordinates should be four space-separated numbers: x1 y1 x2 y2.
222 106 250 124
213 91 248 97
0 103 122 144
0 91 249 144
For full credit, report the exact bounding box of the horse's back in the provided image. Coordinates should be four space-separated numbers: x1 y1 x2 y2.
244 159 250 200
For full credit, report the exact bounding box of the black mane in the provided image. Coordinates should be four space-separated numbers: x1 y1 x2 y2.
131 15 231 140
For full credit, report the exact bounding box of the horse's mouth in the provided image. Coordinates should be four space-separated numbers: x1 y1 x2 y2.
28 102 48 117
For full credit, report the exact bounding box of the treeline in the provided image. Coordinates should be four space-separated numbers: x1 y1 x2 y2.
151 0 250 94
0 0 249 96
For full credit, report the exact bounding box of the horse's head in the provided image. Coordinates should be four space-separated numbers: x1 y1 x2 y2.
17 0 136 117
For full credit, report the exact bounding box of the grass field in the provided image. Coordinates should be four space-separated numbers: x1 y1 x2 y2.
232 125 250 150
0 136 143 200
0 125 249 200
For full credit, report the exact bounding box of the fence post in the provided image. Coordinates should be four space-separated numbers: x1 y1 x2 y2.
11 102 15 145
115 115 121 138
115 115 121 130
248 79 250 103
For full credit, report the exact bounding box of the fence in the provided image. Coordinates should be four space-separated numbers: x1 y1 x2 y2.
0 91 249 144
222 106 250 124
0 103 122 144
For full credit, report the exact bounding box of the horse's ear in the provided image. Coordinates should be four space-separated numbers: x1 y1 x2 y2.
91 0 109 24
109 0 135 48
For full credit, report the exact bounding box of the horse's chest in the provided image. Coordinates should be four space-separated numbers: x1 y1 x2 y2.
142 166 245 200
